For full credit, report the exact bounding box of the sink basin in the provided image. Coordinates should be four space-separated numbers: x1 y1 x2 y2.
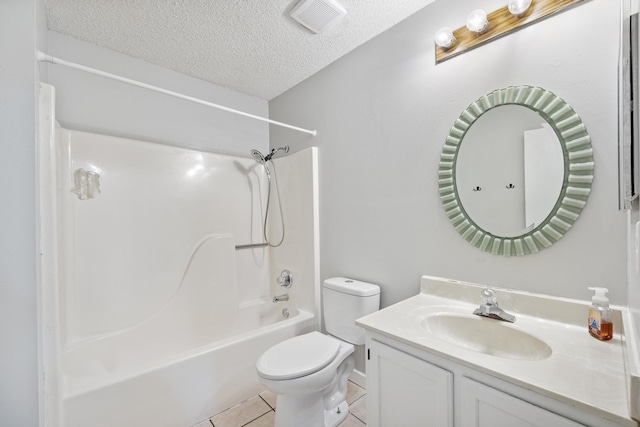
422 314 552 360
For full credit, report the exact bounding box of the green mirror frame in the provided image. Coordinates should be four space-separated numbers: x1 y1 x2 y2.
438 86 594 256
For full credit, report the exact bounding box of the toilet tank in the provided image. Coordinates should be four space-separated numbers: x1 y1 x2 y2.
322 277 380 345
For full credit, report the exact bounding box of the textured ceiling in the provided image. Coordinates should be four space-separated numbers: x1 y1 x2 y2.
45 0 436 100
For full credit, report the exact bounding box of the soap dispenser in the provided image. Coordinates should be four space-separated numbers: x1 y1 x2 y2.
587 287 613 341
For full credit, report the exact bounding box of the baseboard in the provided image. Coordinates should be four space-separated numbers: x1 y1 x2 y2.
349 369 366 389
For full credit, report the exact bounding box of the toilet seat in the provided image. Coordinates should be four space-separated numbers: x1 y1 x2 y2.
257 332 340 380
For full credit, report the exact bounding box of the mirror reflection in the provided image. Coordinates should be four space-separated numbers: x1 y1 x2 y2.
455 105 564 237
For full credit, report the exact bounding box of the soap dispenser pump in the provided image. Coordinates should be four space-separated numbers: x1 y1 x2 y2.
587 287 613 341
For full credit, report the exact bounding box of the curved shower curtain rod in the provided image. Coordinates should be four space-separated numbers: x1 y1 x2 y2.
36 51 317 137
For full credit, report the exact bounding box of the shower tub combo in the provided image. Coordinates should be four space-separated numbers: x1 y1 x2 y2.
38 84 320 427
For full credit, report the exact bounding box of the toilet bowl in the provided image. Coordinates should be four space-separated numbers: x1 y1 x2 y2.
256 278 380 427
257 332 355 427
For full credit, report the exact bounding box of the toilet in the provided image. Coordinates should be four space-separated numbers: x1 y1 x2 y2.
256 277 381 427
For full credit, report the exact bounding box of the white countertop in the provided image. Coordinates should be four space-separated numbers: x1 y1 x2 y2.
356 276 637 427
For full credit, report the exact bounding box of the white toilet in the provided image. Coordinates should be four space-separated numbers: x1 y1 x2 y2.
256 277 381 427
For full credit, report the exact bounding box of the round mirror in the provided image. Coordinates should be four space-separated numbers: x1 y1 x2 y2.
438 86 594 256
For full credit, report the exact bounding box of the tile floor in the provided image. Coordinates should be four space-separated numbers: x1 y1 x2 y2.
195 381 366 427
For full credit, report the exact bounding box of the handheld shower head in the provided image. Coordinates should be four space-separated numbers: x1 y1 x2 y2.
250 149 266 165
247 146 286 248
250 148 271 177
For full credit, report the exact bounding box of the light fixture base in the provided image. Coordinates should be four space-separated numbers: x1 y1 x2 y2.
435 0 583 64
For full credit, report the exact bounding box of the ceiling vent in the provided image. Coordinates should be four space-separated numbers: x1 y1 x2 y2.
289 0 347 34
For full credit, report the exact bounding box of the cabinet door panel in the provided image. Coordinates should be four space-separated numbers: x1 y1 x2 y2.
368 340 453 427
460 377 584 427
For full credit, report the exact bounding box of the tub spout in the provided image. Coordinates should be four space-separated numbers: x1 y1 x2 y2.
273 293 289 303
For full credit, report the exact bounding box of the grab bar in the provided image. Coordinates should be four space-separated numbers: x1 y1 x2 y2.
235 242 269 250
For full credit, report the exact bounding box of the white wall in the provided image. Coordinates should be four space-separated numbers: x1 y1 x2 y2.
270 0 627 308
46 32 269 157
0 1 46 426
57 129 272 344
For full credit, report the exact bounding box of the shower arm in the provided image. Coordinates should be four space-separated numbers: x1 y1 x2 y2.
36 52 318 137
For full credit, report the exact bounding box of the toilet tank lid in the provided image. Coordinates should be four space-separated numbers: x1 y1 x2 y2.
323 277 380 297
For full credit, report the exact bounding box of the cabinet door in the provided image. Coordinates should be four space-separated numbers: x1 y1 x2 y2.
460 377 584 427
367 340 453 427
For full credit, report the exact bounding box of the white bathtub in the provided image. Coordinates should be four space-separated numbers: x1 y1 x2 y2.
59 233 317 427
37 92 320 427
53 130 319 426
63 304 316 427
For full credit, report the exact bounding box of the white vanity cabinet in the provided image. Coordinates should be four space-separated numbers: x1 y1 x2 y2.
357 277 636 427
459 377 583 427
367 339 454 426
365 334 625 427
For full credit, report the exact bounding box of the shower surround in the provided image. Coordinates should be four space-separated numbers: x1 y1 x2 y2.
38 84 319 427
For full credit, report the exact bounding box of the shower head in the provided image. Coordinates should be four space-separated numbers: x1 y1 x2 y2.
250 148 271 177
250 146 289 164
250 149 266 165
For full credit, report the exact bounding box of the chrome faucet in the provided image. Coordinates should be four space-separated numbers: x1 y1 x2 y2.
277 270 292 288
473 288 516 323
273 293 289 303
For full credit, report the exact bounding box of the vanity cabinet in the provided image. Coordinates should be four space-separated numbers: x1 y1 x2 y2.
459 377 583 427
365 336 621 427
367 339 453 426
358 277 635 426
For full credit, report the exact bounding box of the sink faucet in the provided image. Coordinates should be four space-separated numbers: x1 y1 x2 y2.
473 288 516 323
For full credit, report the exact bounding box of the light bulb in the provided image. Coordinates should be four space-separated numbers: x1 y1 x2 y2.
466 9 489 34
434 27 456 49
508 0 532 17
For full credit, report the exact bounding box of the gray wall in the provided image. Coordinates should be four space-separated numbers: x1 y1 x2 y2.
270 0 627 308
0 0 47 426
47 32 269 157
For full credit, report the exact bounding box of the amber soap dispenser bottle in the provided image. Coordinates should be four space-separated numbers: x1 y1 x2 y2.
587 287 613 341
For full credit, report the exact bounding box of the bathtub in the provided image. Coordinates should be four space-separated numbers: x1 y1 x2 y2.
62 285 316 427
58 223 318 427
41 116 321 427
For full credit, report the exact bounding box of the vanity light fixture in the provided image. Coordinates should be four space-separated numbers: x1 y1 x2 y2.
434 27 456 49
466 9 489 34
508 0 533 17
434 0 584 64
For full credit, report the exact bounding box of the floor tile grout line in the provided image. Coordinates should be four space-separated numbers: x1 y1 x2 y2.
240 408 274 427
351 413 366 424
209 385 366 427
349 394 367 425
258 393 275 410
350 392 366 403
209 401 271 427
